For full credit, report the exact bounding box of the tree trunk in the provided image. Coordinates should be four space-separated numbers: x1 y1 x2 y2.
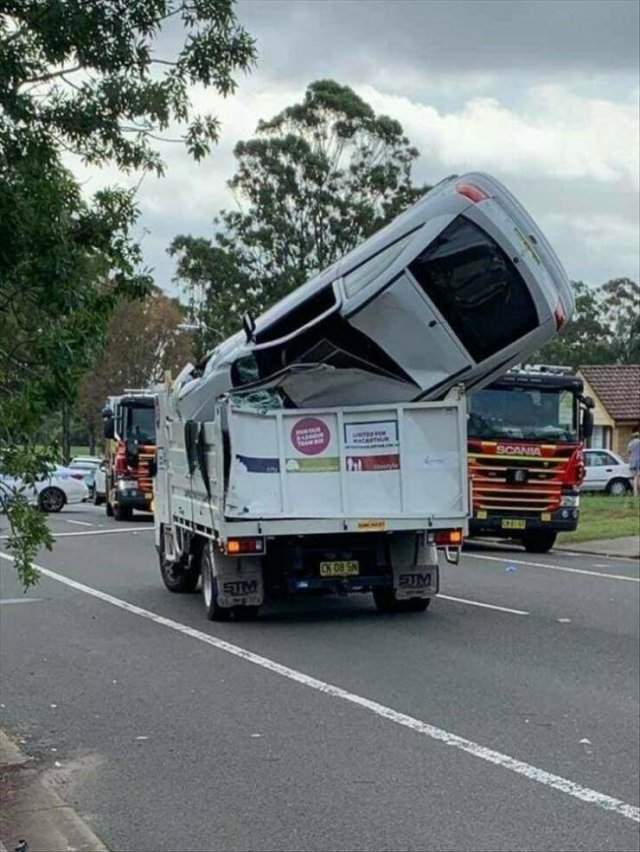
88 422 96 456
61 404 71 464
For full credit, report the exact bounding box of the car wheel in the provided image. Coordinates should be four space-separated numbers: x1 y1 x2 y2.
106 500 114 517
93 489 104 506
606 478 630 496
38 487 66 513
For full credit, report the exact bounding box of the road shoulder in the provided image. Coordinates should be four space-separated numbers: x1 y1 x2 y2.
555 535 640 559
0 729 107 852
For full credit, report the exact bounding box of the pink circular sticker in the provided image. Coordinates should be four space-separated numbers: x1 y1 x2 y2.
291 418 330 456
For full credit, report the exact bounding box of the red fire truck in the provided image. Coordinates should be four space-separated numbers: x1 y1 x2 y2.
468 367 594 552
103 390 156 521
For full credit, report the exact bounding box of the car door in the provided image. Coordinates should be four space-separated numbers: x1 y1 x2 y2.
584 451 609 490
601 451 626 487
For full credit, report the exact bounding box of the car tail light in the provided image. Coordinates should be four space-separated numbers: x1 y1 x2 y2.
434 529 463 546
226 537 264 555
554 302 567 331
456 182 489 203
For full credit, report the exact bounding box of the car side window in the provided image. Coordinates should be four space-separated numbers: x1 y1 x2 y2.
587 451 609 467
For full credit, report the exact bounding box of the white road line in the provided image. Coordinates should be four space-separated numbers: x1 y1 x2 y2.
439 594 528 616
0 597 42 604
0 527 152 541
65 519 93 527
0 552 637 824
469 553 640 583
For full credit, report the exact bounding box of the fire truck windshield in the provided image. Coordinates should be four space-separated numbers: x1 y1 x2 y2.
124 405 156 443
469 387 578 442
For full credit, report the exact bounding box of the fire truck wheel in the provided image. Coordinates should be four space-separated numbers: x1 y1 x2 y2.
114 503 132 521
522 530 557 553
38 487 66 513
201 546 231 621
373 588 430 614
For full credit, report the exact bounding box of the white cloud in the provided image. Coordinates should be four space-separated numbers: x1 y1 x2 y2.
357 84 639 188
65 78 639 292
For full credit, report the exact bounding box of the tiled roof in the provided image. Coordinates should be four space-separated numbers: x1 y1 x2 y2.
579 364 640 422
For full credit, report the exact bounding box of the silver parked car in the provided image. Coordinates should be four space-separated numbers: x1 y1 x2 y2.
582 449 632 495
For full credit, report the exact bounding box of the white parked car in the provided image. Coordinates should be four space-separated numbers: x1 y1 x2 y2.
0 467 88 513
69 456 103 497
92 460 108 506
582 449 632 495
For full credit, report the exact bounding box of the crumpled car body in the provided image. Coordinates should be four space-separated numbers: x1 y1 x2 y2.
175 172 573 420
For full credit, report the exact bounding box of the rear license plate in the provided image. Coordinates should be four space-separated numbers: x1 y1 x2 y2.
319 560 359 578
502 519 526 530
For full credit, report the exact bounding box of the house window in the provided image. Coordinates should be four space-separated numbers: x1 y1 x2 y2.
589 425 612 449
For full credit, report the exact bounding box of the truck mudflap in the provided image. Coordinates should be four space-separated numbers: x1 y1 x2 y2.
214 550 265 608
390 535 439 600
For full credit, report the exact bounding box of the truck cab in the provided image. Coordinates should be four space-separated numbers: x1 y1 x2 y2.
468 367 594 552
103 391 156 521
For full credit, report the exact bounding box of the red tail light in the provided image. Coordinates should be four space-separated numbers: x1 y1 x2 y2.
435 529 463 546
554 302 567 331
456 183 489 203
226 537 264 555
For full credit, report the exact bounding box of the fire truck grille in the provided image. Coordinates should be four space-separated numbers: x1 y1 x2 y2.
469 448 573 513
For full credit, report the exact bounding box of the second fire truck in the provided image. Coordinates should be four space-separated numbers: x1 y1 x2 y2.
468 367 594 552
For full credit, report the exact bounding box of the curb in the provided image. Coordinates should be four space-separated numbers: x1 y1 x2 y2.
555 545 640 560
0 730 107 852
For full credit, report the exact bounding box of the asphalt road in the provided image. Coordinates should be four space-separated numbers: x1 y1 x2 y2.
1 503 639 852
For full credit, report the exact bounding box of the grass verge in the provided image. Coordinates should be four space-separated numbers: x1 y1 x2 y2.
559 494 639 544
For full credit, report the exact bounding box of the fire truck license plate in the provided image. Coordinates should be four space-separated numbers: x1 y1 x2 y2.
320 561 360 577
502 519 526 530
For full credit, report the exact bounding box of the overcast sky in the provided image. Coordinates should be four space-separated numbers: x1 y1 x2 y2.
74 0 640 295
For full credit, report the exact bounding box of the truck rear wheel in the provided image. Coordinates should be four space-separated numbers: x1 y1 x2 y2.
373 588 431 614
201 546 231 621
159 539 199 594
522 530 557 553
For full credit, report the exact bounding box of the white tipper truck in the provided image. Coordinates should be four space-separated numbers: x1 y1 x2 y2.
153 173 574 620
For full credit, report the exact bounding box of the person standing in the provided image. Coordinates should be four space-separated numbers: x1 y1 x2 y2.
628 429 640 497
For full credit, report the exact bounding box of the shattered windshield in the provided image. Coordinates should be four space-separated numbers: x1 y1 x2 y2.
468 387 578 442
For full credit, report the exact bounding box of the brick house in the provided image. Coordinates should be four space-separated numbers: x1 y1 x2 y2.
578 364 640 454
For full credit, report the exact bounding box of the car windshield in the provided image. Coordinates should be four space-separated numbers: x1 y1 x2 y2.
125 405 156 443
469 387 578 442
69 462 98 469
